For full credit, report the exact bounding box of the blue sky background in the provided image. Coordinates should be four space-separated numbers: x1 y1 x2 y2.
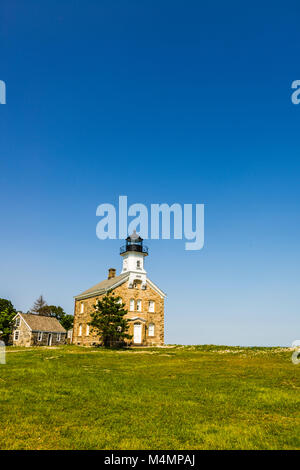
1 0 300 345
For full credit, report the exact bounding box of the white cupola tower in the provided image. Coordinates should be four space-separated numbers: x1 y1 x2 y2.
120 230 148 289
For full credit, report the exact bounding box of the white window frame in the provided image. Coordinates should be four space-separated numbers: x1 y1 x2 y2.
15 317 20 327
14 330 20 341
136 260 141 269
137 299 142 312
86 324 90 336
148 301 155 312
37 331 43 341
148 323 155 337
78 324 82 336
80 302 84 313
129 299 135 311
57 333 61 342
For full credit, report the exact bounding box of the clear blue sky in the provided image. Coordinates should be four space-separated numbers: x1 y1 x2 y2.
1 1 300 346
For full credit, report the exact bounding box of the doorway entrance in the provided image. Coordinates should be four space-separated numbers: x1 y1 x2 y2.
133 323 142 344
48 333 52 346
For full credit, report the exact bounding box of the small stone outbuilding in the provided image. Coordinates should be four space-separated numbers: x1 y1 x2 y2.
12 312 67 347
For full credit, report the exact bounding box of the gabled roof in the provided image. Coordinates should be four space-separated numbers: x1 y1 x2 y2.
74 272 166 300
74 272 129 300
147 279 167 298
16 313 66 333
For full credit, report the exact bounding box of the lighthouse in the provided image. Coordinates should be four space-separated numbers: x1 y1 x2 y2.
120 230 148 289
73 230 166 346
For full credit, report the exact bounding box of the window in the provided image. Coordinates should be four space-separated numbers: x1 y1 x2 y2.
148 301 155 312
117 297 122 305
80 302 84 313
14 331 19 341
78 324 82 336
86 324 90 336
148 323 155 337
57 333 61 342
15 317 20 327
130 299 135 311
137 299 142 312
136 260 141 269
37 331 43 341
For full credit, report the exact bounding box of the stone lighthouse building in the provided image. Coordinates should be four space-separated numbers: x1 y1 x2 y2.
72 231 166 346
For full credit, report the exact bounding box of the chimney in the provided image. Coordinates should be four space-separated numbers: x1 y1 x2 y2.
108 268 116 279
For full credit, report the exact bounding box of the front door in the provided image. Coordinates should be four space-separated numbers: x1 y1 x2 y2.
48 333 52 346
133 323 142 344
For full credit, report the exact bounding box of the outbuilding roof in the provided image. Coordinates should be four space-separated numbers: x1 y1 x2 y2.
17 313 66 333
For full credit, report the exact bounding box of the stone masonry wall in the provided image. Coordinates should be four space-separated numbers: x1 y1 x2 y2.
12 317 31 347
31 332 67 346
73 280 164 347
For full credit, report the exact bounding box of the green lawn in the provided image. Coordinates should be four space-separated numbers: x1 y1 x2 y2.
0 345 299 450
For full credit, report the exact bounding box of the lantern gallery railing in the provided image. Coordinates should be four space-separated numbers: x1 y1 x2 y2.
120 244 149 255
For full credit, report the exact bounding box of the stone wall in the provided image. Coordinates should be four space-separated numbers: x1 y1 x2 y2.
31 331 67 346
12 317 67 347
12 317 31 347
73 279 164 347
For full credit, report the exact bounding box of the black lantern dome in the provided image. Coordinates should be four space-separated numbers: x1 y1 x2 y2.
120 230 148 255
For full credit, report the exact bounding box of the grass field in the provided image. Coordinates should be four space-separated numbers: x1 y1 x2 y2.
0 344 299 450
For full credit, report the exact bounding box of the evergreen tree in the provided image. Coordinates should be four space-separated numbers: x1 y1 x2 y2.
89 290 132 347
31 295 47 314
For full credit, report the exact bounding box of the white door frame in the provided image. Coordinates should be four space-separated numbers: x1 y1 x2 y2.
48 333 52 346
133 323 142 344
